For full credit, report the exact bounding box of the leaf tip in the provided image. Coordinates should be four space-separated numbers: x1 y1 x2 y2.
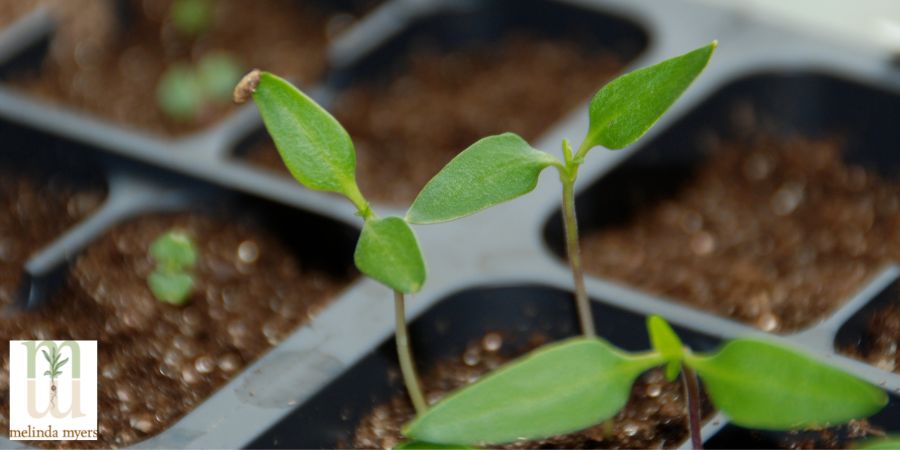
233 68 261 104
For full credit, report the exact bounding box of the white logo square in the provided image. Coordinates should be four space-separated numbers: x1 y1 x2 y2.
8 340 98 441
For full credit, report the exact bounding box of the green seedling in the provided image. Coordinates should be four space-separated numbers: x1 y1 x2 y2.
234 70 429 414
42 346 68 408
237 41 889 449
148 230 198 305
398 41 888 448
407 42 719 338
170 0 214 36
157 52 243 122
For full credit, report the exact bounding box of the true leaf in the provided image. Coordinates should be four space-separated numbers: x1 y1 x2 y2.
57 358 68 370
354 217 426 293
43 370 51 377
686 339 887 430
646 315 683 381
407 133 557 224
583 41 716 151
148 270 195 305
42 349 50 364
150 231 197 270
250 72 359 196
404 337 664 446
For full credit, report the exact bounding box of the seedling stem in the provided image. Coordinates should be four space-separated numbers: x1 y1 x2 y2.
682 362 703 450
560 139 595 336
395 290 427 414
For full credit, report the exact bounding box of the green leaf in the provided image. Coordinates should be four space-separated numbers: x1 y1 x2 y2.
42 349 50 364
157 64 203 122
404 337 664 446
148 270 195 305
57 357 69 371
686 339 887 430
150 231 197 271
251 72 360 197
583 41 716 151
197 52 243 102
646 315 683 381
354 217 426 293
43 370 51 377
407 133 557 224
394 441 474 450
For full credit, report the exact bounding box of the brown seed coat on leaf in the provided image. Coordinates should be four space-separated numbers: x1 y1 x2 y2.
234 69 261 104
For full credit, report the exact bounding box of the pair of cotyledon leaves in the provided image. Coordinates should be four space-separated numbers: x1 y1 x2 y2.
400 316 887 446
249 41 717 294
147 231 198 305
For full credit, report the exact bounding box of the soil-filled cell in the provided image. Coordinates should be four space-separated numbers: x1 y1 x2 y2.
248 285 720 449
2 0 380 135
0 199 358 447
836 277 900 374
0 120 106 311
704 394 899 449
545 73 900 334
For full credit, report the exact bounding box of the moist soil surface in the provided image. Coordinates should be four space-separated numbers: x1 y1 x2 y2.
581 134 900 333
0 212 354 448
351 333 714 449
7 0 378 136
242 33 625 204
0 150 105 311
842 303 900 374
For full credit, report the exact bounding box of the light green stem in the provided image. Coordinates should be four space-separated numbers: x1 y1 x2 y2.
394 290 427 414
561 175 596 337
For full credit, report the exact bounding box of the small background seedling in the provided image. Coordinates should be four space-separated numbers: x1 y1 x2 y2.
157 0 244 122
157 52 243 122
170 0 213 37
148 230 198 305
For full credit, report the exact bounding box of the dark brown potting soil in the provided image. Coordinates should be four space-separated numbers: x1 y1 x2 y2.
581 134 900 333
739 419 884 449
7 0 377 136
242 34 625 204
842 304 900 374
352 333 714 449
0 156 105 311
0 212 354 448
0 0 41 28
